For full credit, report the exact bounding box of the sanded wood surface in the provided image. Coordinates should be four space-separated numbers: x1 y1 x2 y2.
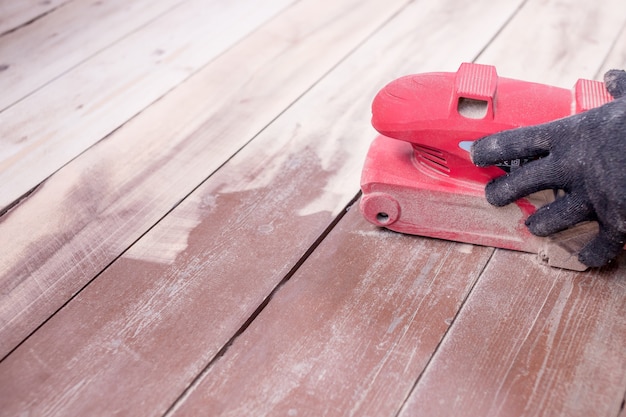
0 0 413 362
0 0 294 212
169 207 494 417
0 0 69 35
0 1 522 414
1 0 625 416
399 1 626 415
598 22 626 77
476 0 626 87
400 250 626 417
0 0 186 111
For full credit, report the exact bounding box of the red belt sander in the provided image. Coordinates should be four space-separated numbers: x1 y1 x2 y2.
360 62 613 270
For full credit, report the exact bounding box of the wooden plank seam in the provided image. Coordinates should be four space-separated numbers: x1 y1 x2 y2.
0 0 70 36
162 192 361 416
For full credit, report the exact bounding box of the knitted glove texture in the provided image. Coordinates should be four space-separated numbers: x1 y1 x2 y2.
471 70 626 267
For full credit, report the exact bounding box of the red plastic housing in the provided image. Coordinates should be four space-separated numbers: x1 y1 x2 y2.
360 63 612 265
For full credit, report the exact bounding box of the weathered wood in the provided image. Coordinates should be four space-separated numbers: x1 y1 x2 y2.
0 0 412 361
169 207 494 417
0 0 185 111
396 1 626 414
0 0 523 414
0 0 293 212
399 250 626 417
476 0 626 87
0 0 68 35
3 0 623 415
597 22 626 77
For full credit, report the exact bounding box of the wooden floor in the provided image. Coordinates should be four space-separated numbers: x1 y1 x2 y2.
1 0 626 415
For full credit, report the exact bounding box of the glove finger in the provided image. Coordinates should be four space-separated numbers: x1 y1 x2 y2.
525 192 593 236
484 157 562 206
604 69 626 99
470 114 584 167
471 124 550 167
578 225 625 267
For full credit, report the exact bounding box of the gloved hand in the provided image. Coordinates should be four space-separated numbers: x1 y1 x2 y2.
471 70 626 267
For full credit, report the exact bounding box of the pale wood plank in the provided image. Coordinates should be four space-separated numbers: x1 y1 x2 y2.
596 21 626 77
0 0 293 212
0 0 186 110
0 0 415 368
476 0 626 87
0 0 524 414
399 250 626 417
169 208 494 417
0 0 69 35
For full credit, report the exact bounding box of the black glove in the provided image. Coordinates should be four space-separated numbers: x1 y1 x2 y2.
471 70 626 268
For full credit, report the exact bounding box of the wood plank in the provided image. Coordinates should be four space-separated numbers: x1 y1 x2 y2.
0 0 293 212
397 0 626 415
0 0 186 111
399 250 626 417
476 0 626 87
0 0 523 414
0 0 415 367
596 21 626 77
169 207 494 417
0 0 69 36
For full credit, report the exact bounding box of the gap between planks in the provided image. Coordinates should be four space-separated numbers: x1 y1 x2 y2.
0 0 300 358
398 250 626 417
170 0 626 415
163 192 362 416
1 0 624 414
397 0 626 415
0 0 415 362
0 0 189 111
0 0 69 36
166 205 495 417
0 0 296 212
0 0 525 415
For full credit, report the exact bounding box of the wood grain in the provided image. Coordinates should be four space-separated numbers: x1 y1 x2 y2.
596 21 626 77
0 0 293 212
0 0 412 362
0 0 69 35
169 206 494 417
396 1 626 414
0 0 523 414
0 0 185 111
0 0 414 356
476 0 626 87
399 250 626 417
3 0 622 415
581 19 626 415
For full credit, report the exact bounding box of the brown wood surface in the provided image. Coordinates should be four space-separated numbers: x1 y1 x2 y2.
399 1 626 415
0 0 410 359
1 0 625 415
400 250 626 417
0 0 522 414
168 206 494 417
402 2 626 415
